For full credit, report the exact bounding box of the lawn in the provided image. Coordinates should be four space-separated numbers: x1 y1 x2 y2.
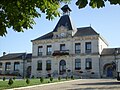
0 78 71 90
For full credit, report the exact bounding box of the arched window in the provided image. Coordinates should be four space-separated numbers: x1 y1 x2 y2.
37 60 42 70
59 60 66 75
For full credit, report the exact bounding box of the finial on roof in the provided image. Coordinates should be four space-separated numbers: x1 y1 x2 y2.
90 24 91 27
61 5 71 16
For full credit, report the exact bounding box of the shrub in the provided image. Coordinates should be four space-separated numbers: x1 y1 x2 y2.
40 77 44 83
13 77 15 80
66 76 68 80
58 76 61 81
71 76 74 80
26 78 30 84
31 75 35 79
3 77 6 81
8 78 13 86
50 77 53 82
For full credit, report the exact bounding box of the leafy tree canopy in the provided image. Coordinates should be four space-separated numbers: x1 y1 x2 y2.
76 0 120 9
0 0 120 36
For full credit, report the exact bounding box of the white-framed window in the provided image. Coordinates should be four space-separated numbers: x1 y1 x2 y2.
0 62 2 70
75 59 81 70
38 46 43 56
75 43 81 54
85 42 92 53
86 58 92 69
60 44 65 51
37 60 42 70
47 45 52 55
14 62 20 71
5 62 11 71
46 60 51 70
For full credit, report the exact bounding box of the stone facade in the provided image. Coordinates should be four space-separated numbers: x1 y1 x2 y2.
0 53 32 78
0 5 120 79
31 5 109 78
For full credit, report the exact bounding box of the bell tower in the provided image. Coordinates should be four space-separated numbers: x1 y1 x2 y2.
61 5 72 16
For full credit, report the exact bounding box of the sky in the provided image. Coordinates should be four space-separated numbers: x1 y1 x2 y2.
0 1 120 56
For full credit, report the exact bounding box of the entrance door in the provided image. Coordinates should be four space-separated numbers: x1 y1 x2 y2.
26 66 31 78
107 67 113 77
59 60 66 75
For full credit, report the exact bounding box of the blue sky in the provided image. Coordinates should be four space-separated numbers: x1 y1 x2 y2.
0 1 120 56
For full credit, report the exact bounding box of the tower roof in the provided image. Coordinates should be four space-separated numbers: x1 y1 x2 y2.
61 5 72 13
53 15 76 32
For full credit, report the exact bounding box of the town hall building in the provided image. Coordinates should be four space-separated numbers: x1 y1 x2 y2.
0 5 120 79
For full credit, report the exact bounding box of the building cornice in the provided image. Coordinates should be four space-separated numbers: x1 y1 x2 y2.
32 35 99 45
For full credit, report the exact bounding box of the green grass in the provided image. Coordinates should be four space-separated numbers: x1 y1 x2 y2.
0 78 70 90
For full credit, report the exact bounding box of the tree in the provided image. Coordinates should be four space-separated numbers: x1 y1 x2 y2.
76 0 120 9
0 0 120 36
0 0 70 36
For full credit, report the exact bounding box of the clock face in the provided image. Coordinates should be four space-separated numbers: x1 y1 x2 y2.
61 33 65 37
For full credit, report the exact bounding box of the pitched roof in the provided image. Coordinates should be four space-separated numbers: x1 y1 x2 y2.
74 27 99 37
101 48 120 56
33 32 53 41
26 53 32 59
0 53 32 60
53 15 76 32
33 27 99 41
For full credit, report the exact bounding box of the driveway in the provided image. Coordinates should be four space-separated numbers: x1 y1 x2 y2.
13 79 120 90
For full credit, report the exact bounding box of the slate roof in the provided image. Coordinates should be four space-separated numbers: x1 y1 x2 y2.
33 26 99 41
74 27 99 37
33 6 99 41
0 53 32 60
53 15 76 32
61 5 72 12
26 53 32 59
33 32 53 41
101 48 120 56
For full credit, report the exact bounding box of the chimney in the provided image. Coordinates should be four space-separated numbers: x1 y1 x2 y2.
3 52 6 56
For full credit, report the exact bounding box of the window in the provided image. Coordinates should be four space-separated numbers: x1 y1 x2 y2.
75 59 81 70
14 62 20 71
0 62 2 70
60 44 65 51
5 62 11 71
47 45 52 55
75 43 81 54
46 60 51 70
86 58 92 69
38 46 43 56
85 42 91 53
37 60 42 70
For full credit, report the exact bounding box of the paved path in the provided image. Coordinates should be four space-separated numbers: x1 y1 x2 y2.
13 79 120 90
